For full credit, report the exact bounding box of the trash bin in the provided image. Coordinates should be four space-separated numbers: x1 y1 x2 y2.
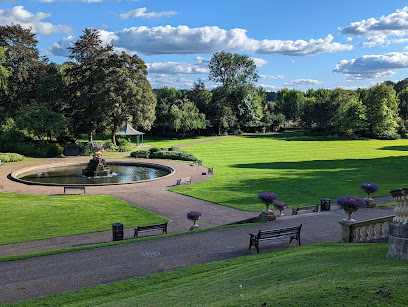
320 198 331 211
112 223 124 241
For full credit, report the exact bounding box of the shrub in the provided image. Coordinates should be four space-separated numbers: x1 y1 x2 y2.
375 132 401 140
116 138 128 146
0 141 63 157
150 149 197 161
103 142 119 151
130 150 149 157
148 147 161 154
0 152 25 162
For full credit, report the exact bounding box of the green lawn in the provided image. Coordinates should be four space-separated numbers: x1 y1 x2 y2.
11 243 407 306
172 132 408 211
0 193 167 245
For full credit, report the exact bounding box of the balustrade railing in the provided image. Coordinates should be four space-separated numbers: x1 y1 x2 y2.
390 188 408 224
339 215 394 243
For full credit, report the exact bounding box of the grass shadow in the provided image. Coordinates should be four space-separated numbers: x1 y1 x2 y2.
379 145 408 151
243 131 369 142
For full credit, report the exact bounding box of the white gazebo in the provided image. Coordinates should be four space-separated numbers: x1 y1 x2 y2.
115 123 145 146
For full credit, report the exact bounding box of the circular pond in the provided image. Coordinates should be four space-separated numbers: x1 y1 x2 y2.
11 162 174 186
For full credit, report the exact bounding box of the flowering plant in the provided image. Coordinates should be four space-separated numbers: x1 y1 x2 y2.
360 183 379 195
187 211 202 220
258 192 278 204
336 195 366 210
273 201 287 209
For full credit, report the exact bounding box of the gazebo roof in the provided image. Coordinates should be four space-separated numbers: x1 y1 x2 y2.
115 123 145 136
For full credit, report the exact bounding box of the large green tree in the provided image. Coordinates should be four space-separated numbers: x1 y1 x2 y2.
209 51 258 88
64 28 114 141
170 97 206 138
208 51 259 133
154 87 183 133
0 24 44 120
99 52 156 143
276 89 304 122
0 46 10 93
363 84 399 135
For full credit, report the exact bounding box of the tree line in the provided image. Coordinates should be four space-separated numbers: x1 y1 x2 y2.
1 24 408 153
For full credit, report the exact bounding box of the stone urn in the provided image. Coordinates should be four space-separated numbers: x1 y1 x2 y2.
360 183 379 208
187 211 202 230
274 201 288 216
336 195 366 223
258 192 278 222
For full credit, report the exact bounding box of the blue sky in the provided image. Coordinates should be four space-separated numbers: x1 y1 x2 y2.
2 0 408 91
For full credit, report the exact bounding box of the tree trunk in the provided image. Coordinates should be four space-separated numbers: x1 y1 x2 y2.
88 132 93 142
111 130 116 144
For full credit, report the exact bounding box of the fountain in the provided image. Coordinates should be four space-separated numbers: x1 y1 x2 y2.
82 148 112 177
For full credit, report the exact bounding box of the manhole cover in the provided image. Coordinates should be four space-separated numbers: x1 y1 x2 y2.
141 251 161 257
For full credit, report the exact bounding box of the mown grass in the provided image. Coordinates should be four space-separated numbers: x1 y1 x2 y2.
172 132 408 211
0 193 167 245
10 243 407 306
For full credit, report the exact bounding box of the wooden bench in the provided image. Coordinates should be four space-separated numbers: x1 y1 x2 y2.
249 224 302 253
193 160 202 166
208 167 214 174
64 186 86 195
292 204 318 215
134 222 168 238
176 177 192 185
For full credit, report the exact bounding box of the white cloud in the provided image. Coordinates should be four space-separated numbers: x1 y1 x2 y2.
333 52 408 80
251 57 267 67
76 26 352 56
259 74 284 79
120 7 177 19
46 35 75 57
0 6 71 35
253 34 352 56
148 74 195 89
329 85 367 91
147 61 209 75
283 79 322 87
257 84 281 91
339 7 408 46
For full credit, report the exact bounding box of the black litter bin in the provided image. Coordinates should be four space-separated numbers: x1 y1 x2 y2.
320 198 331 211
112 223 124 241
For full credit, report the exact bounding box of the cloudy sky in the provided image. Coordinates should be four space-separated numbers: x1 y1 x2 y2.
2 0 408 91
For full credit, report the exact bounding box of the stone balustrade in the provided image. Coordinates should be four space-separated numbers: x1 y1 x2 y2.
388 188 408 259
390 188 408 224
339 215 394 243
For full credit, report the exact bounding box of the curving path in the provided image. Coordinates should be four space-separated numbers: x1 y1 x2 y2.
0 156 255 255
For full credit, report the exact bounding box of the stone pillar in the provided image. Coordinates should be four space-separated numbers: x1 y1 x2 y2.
387 188 408 260
339 221 353 243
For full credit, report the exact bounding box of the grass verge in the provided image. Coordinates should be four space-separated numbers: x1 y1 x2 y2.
8 243 406 306
0 193 167 245
172 132 408 211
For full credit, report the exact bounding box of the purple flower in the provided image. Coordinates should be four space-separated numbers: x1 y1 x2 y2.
273 201 287 209
187 211 202 220
360 183 379 194
336 195 366 210
258 192 278 205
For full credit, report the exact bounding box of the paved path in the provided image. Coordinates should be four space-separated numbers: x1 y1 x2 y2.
0 157 255 255
0 205 395 304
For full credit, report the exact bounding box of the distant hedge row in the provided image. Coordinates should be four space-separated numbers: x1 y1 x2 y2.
0 153 25 163
131 146 198 161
